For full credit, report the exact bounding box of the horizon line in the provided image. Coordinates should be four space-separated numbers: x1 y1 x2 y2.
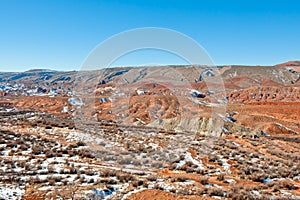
1 61 299 73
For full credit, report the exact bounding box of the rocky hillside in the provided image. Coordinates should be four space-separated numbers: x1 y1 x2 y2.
1 64 299 97
1 63 300 136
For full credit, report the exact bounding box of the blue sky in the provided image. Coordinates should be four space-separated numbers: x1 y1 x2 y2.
0 0 299 71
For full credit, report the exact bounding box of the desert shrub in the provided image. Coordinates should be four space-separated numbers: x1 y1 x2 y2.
101 169 116 177
48 166 55 173
103 155 117 162
217 173 225 181
172 156 183 164
177 165 187 171
89 178 95 184
0 139 5 144
62 179 69 186
45 150 55 158
132 180 144 187
32 146 44 155
198 176 209 185
119 157 132 165
106 179 117 184
195 168 207 175
55 151 62 157
153 184 164 191
77 141 86 147
53 176 61 182
19 144 28 151
48 178 56 186
177 187 193 195
150 162 163 169
24 163 32 171
169 163 177 170
85 169 95 176
186 167 196 173
78 149 94 158
8 150 14 156
207 165 216 170
185 161 195 167
69 167 77 174
68 143 78 149
228 184 257 200
207 187 224 197
37 165 43 170
208 154 218 162
229 191 256 200
272 185 280 192
278 168 289 178
67 150 75 157
18 162 26 168
146 175 158 182
117 173 133 183
276 180 297 190
249 172 267 182
178 175 189 182
6 142 18 148
132 159 142 166
62 148 68 154
194 187 208 195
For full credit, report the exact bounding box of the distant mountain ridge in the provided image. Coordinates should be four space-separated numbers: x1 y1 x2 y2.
276 60 300 67
25 69 57 73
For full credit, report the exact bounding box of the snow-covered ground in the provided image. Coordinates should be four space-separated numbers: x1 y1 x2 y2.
0 184 25 200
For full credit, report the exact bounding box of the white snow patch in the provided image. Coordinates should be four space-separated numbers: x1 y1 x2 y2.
0 184 25 200
177 152 203 169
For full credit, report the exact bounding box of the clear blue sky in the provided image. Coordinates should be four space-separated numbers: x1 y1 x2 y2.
0 0 299 71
